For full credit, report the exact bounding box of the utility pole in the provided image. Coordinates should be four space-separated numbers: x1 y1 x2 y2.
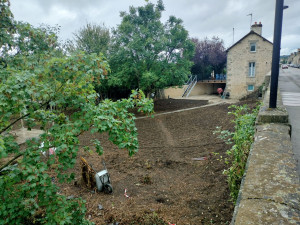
269 0 288 108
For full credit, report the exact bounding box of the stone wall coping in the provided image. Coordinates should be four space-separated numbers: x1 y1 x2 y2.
256 83 289 124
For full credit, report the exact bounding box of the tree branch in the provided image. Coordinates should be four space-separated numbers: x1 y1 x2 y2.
0 152 23 173
0 121 91 173
0 82 66 135
0 113 29 135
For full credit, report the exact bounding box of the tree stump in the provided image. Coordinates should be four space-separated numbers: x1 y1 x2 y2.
80 156 96 189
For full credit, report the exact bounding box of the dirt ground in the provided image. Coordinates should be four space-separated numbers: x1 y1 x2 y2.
153 99 208 113
55 98 245 225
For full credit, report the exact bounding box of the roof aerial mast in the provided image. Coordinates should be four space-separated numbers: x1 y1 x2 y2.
247 13 253 29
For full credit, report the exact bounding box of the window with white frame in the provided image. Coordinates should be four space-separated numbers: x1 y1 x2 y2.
248 85 254 91
249 62 255 77
250 42 256 52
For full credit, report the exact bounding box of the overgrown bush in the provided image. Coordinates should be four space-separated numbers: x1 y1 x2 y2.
214 104 260 202
0 1 154 223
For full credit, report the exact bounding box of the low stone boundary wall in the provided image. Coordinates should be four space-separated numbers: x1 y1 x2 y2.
231 87 300 224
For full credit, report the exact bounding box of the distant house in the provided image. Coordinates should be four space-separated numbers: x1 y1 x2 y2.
226 22 273 99
287 48 300 66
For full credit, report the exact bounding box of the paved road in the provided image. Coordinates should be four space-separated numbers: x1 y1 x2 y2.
279 67 300 176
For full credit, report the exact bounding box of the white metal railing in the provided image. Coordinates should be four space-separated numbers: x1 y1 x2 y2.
182 75 193 96
182 75 197 97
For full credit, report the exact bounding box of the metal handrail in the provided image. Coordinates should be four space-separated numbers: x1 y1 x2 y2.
182 76 193 96
183 75 193 93
186 76 197 97
182 75 197 97
185 75 193 85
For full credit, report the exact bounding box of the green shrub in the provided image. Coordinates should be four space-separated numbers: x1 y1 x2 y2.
214 104 260 202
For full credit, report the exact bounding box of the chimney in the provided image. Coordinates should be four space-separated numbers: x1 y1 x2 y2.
251 21 262 36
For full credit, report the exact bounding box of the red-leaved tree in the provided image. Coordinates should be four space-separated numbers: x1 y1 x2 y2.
191 36 226 78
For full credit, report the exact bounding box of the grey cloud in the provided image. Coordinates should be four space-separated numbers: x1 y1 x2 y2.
10 0 300 54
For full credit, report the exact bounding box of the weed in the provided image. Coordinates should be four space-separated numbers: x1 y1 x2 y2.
145 160 152 169
214 103 260 202
140 174 152 184
129 212 166 225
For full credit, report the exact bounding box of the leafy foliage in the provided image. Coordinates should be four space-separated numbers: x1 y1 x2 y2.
191 37 226 78
109 0 195 96
66 23 110 56
1 21 60 59
0 0 15 49
0 3 153 224
214 104 260 202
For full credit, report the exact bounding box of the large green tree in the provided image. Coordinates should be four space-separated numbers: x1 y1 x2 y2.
0 1 153 224
66 23 110 56
0 0 59 58
109 0 195 96
0 0 15 49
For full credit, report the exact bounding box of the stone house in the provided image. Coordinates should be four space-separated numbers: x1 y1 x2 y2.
287 49 300 65
293 49 300 66
226 22 273 99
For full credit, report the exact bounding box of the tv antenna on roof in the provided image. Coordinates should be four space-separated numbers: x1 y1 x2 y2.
247 13 253 29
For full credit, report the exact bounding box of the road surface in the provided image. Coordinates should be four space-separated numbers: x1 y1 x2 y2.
279 67 300 176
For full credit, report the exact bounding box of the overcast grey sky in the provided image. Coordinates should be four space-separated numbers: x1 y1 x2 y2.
10 0 300 55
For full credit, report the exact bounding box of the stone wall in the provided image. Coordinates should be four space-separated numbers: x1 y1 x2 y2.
231 86 300 224
161 83 225 98
189 83 225 96
161 85 187 99
226 34 272 99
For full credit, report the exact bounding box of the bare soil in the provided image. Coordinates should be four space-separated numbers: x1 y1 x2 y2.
153 99 208 113
57 99 255 225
